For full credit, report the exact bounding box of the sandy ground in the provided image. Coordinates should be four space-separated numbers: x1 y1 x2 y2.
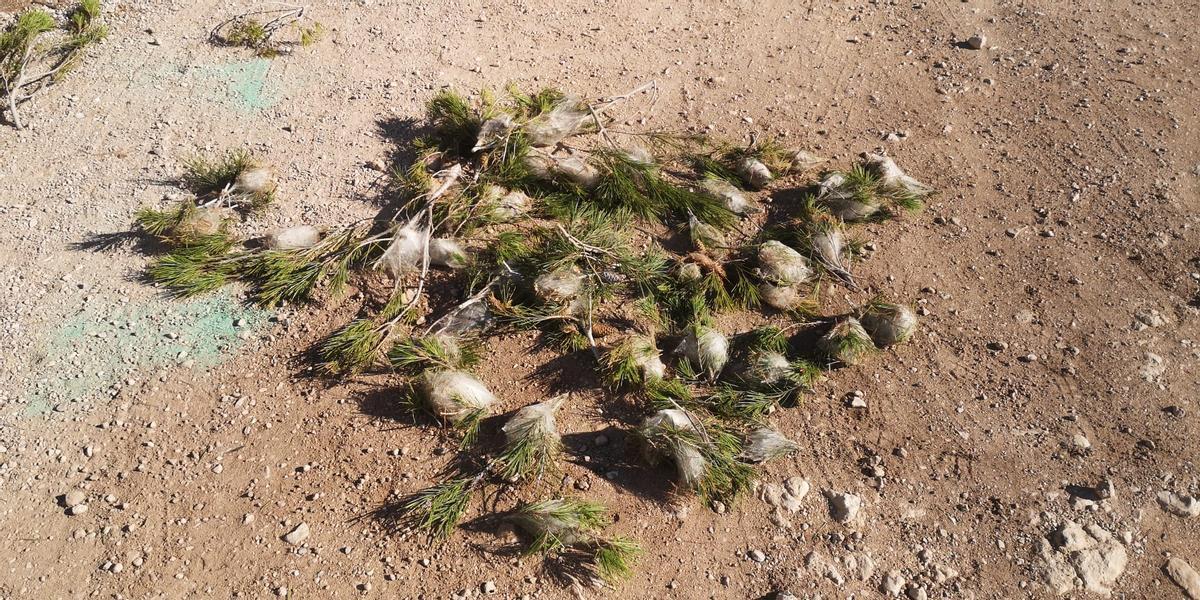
1 0 1198 598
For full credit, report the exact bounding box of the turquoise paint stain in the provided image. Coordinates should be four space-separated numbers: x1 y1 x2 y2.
22 293 269 416
195 58 278 112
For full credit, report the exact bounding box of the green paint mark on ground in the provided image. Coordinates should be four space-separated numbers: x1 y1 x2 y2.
195 58 277 112
21 293 268 416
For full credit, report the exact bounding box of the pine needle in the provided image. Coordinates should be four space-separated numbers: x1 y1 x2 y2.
134 204 189 237
427 89 482 157
182 149 253 197
510 498 638 584
592 537 640 583
319 319 384 374
397 476 477 541
387 335 480 374
454 406 485 448
497 402 563 482
591 149 735 227
146 237 238 297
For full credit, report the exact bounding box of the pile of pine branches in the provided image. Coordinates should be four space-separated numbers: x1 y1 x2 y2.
0 0 107 128
131 83 932 587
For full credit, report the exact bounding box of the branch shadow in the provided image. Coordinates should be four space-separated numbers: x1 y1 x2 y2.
561 427 676 506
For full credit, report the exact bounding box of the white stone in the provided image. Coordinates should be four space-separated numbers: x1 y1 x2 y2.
283 523 310 545
828 491 862 524
1165 558 1200 599
1158 491 1200 518
882 570 905 596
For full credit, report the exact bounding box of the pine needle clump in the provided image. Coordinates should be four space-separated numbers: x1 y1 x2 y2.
211 5 324 57
125 82 938 587
182 149 277 211
509 498 640 585
1 1 107 128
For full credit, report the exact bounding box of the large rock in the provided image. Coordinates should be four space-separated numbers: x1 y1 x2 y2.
1158 491 1200 518
1038 521 1127 596
1165 557 1200 599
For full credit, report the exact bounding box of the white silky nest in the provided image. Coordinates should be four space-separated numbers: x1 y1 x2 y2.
860 302 917 347
629 335 666 383
759 282 806 311
522 150 555 180
641 409 707 488
525 97 591 147
473 114 515 152
522 151 599 189
748 350 792 387
678 325 728 379
175 206 226 239
480 184 532 223
678 261 704 282
554 155 600 189
503 395 565 446
234 166 276 195
741 427 799 463
862 152 932 196
810 226 853 283
817 318 872 366
429 238 467 269
534 267 585 303
688 213 727 254
701 177 758 215
418 370 496 423
623 144 654 165
509 498 588 545
790 150 826 172
736 157 773 189
379 221 430 277
818 172 880 221
265 225 321 250
757 240 812 286
438 300 491 335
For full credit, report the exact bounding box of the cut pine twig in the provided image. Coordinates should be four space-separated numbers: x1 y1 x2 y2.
210 4 323 56
1 2 107 128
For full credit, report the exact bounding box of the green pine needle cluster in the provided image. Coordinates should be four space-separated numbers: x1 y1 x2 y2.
821 164 926 219
225 19 268 49
181 149 274 208
215 8 323 57
511 498 639 584
497 418 560 482
2 2 106 127
395 476 477 542
387 335 481 374
589 149 735 227
640 421 756 508
320 319 384 375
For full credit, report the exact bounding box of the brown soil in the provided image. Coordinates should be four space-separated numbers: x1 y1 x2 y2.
1 1 1198 599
